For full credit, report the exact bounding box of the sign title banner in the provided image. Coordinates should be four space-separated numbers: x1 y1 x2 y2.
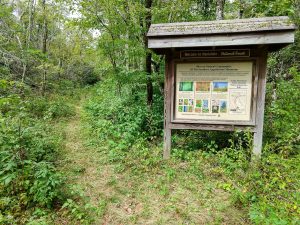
180 49 250 58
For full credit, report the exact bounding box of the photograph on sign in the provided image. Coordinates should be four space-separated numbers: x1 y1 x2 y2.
175 62 253 122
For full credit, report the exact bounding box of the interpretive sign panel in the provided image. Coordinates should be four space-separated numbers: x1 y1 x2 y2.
174 62 253 123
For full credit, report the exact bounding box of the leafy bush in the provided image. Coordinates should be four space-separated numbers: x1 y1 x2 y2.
26 97 75 119
246 152 300 225
30 162 63 207
85 77 163 149
264 67 300 156
0 80 27 116
0 85 76 223
45 99 75 119
0 117 64 214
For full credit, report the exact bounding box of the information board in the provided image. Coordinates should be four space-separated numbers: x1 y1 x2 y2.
175 62 253 122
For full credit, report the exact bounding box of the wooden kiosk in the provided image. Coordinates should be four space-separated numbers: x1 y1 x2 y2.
147 16 296 159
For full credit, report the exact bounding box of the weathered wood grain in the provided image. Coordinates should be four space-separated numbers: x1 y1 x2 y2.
147 16 295 37
169 123 255 132
253 50 268 157
148 32 294 49
171 119 256 126
163 54 172 159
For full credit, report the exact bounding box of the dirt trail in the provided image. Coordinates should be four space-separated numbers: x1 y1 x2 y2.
59 99 114 224
57 97 248 225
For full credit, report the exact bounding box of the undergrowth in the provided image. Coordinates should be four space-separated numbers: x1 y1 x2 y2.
0 80 78 224
84 73 300 224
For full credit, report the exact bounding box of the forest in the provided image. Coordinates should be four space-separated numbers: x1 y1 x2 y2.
0 0 299 224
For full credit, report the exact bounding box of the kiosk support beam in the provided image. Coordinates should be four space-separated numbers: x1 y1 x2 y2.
253 51 268 157
163 55 172 159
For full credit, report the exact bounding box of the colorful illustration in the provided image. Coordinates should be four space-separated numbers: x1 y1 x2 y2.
196 82 210 92
179 98 194 113
203 100 209 108
212 100 219 113
212 106 219 113
179 82 193 91
196 100 202 108
213 82 228 92
179 99 184 105
195 108 201 113
202 100 209 113
202 108 209 113
184 99 189 105
220 100 227 113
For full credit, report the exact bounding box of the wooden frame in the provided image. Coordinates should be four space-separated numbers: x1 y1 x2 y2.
171 57 258 126
163 49 267 159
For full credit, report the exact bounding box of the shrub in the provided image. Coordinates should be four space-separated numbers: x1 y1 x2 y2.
45 99 75 119
264 67 300 156
30 162 63 207
84 78 163 148
0 116 64 222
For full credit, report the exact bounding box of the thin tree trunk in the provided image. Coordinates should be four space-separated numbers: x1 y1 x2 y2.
41 0 48 95
197 0 211 20
216 0 225 20
22 0 35 83
16 35 27 83
238 0 244 19
26 0 34 48
22 64 27 83
124 1 130 70
145 0 153 106
41 0 48 54
152 57 164 96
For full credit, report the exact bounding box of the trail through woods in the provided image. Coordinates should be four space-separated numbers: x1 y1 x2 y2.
57 97 113 224
57 96 249 224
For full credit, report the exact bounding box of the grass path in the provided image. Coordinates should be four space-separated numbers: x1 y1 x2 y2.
64 102 108 205
57 96 112 224
58 95 249 225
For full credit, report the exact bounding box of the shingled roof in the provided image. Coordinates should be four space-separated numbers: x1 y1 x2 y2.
147 17 296 51
147 17 295 37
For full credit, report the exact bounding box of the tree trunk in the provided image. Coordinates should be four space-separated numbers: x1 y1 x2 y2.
23 0 35 83
26 0 34 48
216 0 225 20
41 0 48 95
145 0 153 106
42 0 48 54
16 35 27 83
197 0 211 20
238 0 244 19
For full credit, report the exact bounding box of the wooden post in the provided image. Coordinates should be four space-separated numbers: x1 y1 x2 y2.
163 54 172 159
253 50 268 157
